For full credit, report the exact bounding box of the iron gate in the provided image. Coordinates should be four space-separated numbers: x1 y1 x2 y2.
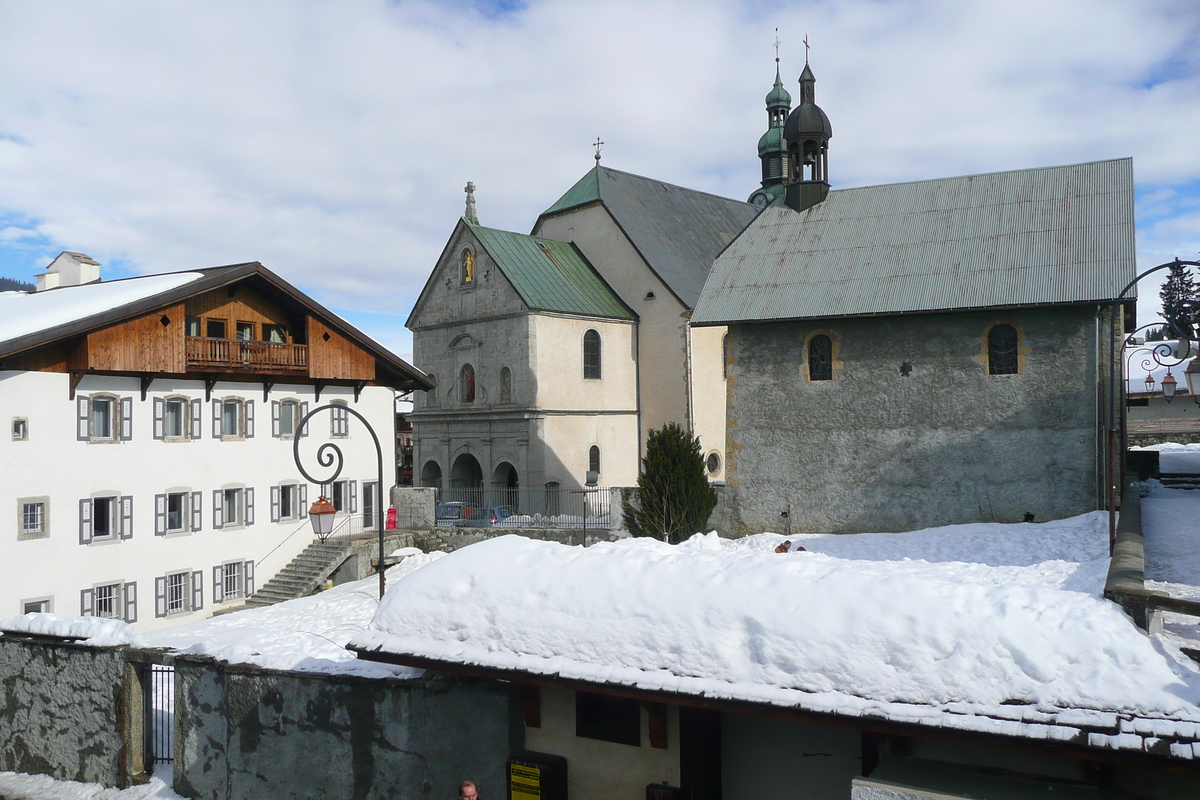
147 664 174 765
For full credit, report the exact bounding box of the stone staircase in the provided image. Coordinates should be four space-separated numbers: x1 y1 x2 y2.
244 540 354 609
1160 473 1200 490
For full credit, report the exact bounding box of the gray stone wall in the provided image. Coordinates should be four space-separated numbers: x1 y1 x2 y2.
717 306 1105 534
390 486 436 529
174 655 516 800
0 637 129 786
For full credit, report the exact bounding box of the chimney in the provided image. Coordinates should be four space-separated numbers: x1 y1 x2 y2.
36 251 101 292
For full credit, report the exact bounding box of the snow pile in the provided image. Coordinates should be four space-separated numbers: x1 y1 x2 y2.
1131 442 1200 474
0 613 146 647
0 272 204 345
0 771 182 799
353 513 1200 723
145 553 443 677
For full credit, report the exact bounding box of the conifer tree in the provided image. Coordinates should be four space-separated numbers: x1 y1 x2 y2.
1159 262 1199 337
622 422 718 543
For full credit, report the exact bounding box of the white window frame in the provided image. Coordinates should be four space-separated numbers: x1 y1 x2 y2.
272 482 303 523
330 400 349 438
17 496 49 541
156 395 193 441
274 398 302 438
83 580 136 623
12 417 28 441
82 493 132 543
214 560 255 603
214 397 255 440
166 491 188 533
21 596 53 615
362 481 377 530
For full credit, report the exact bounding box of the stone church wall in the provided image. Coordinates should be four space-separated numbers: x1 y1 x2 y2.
716 305 1105 534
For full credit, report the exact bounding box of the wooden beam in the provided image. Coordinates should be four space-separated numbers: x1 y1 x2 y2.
263 380 276 403
205 379 218 402
353 381 367 402
140 376 155 401
69 371 87 401
314 382 326 403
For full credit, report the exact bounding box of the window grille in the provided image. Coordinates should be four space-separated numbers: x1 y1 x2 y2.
583 331 602 379
808 335 833 381
589 446 601 475
988 324 1019 375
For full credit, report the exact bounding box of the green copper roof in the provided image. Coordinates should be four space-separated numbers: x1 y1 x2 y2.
542 167 601 217
766 67 791 108
468 221 634 321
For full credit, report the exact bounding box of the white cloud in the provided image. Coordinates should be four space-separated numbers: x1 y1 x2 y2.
0 0 1197 356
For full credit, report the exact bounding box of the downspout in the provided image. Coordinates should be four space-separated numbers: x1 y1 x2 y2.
684 311 695 434
635 322 643 466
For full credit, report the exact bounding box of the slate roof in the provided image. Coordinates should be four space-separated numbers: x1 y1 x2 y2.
467 221 634 321
692 158 1137 325
538 166 761 308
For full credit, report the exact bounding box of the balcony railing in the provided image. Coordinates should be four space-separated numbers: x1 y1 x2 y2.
185 337 308 373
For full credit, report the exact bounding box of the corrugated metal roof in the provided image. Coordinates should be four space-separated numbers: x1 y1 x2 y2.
692 159 1137 325
540 166 761 308
469 222 634 321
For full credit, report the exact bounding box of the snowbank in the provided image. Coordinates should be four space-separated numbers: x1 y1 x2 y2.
353 513 1200 727
0 613 146 647
0 770 182 800
1130 442 1200 474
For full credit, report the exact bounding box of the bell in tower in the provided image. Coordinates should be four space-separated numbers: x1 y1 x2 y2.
748 60 792 207
782 58 833 212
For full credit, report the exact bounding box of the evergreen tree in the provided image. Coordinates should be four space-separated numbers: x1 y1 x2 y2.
1159 262 1199 337
1145 325 1169 342
622 422 717 544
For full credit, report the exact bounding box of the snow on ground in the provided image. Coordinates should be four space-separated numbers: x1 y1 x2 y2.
143 553 443 677
1139 476 1200 649
0 771 182 800
352 512 1200 725
0 273 203 345
0 614 146 647
1131 441 1200 474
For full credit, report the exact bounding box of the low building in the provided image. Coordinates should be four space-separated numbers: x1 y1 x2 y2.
0 255 430 628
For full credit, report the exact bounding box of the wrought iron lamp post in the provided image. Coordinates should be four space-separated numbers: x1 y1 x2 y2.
293 404 388 597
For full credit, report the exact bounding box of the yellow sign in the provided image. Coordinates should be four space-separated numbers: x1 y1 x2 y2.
510 764 541 800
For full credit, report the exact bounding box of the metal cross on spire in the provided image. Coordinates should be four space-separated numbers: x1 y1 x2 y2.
593 137 605 163
803 33 810 64
774 28 781 64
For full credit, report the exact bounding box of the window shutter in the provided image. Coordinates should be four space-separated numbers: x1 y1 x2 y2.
350 480 358 514
191 399 203 439
155 577 167 618
299 484 308 518
213 565 224 602
77 397 90 440
124 582 138 623
79 499 93 545
155 494 167 535
191 491 203 531
119 496 134 540
81 588 94 616
153 397 165 440
245 400 255 438
245 488 255 525
212 399 221 438
244 561 255 596
300 402 309 437
192 570 204 611
270 486 281 523
120 397 133 440
213 490 224 529
272 401 281 437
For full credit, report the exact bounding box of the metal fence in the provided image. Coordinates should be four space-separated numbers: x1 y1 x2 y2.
434 486 615 530
147 664 174 765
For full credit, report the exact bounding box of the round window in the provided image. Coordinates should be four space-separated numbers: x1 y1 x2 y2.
706 452 721 474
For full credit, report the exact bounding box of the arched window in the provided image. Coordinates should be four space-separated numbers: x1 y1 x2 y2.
460 364 475 403
808 334 833 381
583 330 602 379
461 249 474 285
588 445 601 475
988 324 1019 375
499 367 512 404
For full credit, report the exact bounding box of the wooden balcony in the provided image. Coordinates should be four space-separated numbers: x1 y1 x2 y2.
186 337 308 374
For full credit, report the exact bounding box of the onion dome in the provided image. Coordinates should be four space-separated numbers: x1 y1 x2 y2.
783 63 833 142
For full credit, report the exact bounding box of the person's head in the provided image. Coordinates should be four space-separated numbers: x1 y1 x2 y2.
459 781 477 800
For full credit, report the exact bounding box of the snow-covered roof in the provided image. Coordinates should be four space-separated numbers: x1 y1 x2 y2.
349 516 1200 759
0 613 146 647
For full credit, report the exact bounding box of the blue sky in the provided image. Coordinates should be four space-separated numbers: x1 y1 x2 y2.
0 0 1198 358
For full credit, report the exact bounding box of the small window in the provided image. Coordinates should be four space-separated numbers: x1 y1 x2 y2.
808 334 833 381
722 334 730 380
460 364 476 404
166 492 187 533
223 488 244 526
279 484 297 520
93 496 116 538
19 498 48 540
461 249 475 285
185 316 201 337
363 481 377 530
236 322 255 341
988 324 1019 375
206 318 227 338
22 598 51 614
92 397 115 439
279 400 299 437
331 401 349 437
220 561 246 601
12 418 28 441
589 445 601 475
263 324 287 343
576 691 640 747
165 399 187 439
93 582 123 620
330 480 348 512
222 400 243 438
583 330 602 380
165 571 191 615
499 367 512 404
706 452 721 475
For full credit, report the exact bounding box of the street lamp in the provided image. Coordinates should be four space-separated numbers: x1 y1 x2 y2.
308 495 337 541
1186 358 1200 405
293 404 387 597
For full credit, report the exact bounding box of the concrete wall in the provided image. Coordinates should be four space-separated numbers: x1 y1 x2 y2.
0 637 130 786
173 656 515 800
389 486 436 529
716 306 1105 534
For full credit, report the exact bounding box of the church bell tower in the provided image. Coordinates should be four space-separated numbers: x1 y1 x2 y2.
782 58 832 212
748 62 792 207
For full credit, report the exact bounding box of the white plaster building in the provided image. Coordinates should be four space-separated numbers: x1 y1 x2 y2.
1 257 430 629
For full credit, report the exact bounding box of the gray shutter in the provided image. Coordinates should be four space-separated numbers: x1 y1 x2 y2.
77 397 90 440
244 561 255 596
299 484 308 518
245 488 255 525
119 496 133 540
213 565 223 602
192 570 204 611
270 486 280 523
124 582 137 623
155 577 167 618
153 397 165 439
120 397 133 440
300 402 309 437
81 588 94 616
245 400 254 438
155 494 167 535
191 491 202 531
271 401 281 437
212 399 222 438
79 499 93 545
213 490 224 529
349 480 358 514
191 399 203 439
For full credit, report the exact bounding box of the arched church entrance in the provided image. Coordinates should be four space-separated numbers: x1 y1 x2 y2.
492 462 519 511
450 453 484 503
421 460 442 489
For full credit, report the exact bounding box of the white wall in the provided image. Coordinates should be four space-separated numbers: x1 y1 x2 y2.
1 370 394 631
689 323 727 483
